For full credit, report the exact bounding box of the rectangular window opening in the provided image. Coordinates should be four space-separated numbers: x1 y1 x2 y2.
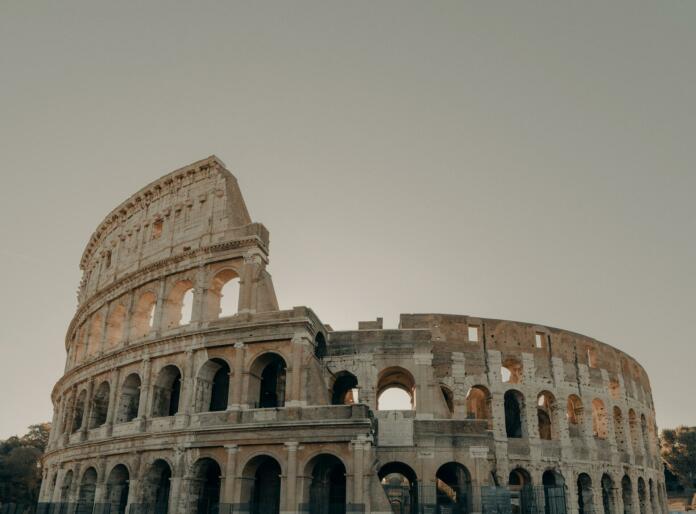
468 325 479 342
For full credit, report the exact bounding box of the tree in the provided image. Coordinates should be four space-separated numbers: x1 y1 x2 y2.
661 426 696 489
0 423 51 509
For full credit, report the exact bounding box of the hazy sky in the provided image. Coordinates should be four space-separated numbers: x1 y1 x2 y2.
1 1 694 438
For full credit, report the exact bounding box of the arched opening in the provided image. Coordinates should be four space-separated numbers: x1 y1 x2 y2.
537 391 557 440
106 303 127 349
377 367 416 411
628 410 640 454
648 479 657 514
190 458 221 514
577 473 594 514
141 459 172 514
162 280 194 329
249 353 287 408
331 372 359 405
436 462 471 514
592 399 608 439
60 470 73 502
240 455 282 514
133 291 157 339
208 269 240 319
152 365 182 417
504 390 526 438
501 358 523 384
440 385 454 416
613 407 627 452
314 333 327 359
637 478 647 514
106 464 130 514
195 358 231 412
508 468 533 514
566 395 584 438
89 381 110 428
601 474 615 514
640 415 650 456
78 467 98 512
608 379 621 401
466 386 492 428
87 314 103 357
116 373 141 423
622 476 632 514
73 390 87 432
378 462 419 514
542 470 566 514
305 454 347 514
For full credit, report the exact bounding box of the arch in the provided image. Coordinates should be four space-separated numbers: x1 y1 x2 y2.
640 414 650 456
378 462 419 514
86 313 103 357
537 391 557 440
106 464 130 514
613 407 627 452
190 458 222 514
314 332 327 359
105 303 127 349
637 477 647 514
73 390 87 432
162 280 194 329
304 453 347 514
601 474 615 514
152 365 182 417
622 476 633 514
240 454 282 514
592 399 609 439
501 357 523 384
141 459 172 514
466 386 492 429
436 462 471 513
377 367 416 411
331 371 358 405
504 390 526 438
628 409 640 454
208 269 240 319
542 470 567 514
89 381 110 428
60 470 73 502
577 473 594 514
566 395 584 438
132 291 157 339
508 468 533 514
195 358 231 412
116 373 141 423
78 467 98 510
648 479 657 514
248 352 287 408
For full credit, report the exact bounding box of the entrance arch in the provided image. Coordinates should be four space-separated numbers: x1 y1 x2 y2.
141 459 172 514
77 467 98 514
379 461 419 514
249 353 287 408
106 464 130 514
304 453 347 514
240 455 282 514
436 462 471 513
577 473 594 514
190 458 221 514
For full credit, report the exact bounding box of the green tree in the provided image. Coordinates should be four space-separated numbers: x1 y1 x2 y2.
0 423 51 508
661 426 696 489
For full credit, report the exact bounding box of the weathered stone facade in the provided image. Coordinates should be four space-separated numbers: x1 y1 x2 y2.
39 156 667 514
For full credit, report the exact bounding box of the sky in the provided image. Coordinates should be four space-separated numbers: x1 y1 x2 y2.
0 1 694 438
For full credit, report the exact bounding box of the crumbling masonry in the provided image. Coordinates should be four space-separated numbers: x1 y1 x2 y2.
39 156 667 514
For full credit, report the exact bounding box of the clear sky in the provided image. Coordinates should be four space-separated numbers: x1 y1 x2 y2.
0 1 694 438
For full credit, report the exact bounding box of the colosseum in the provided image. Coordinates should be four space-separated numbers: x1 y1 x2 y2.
39 156 667 514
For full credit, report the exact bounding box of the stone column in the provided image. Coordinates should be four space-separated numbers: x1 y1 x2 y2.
138 358 152 428
122 291 136 344
94 459 108 505
565 471 579 514
282 442 299 514
470 447 490 514
350 440 364 509
222 445 239 504
152 279 167 336
106 367 121 436
286 336 309 407
238 253 261 314
180 349 194 422
229 342 246 408
414 352 434 419
63 386 78 445
170 447 187 514
191 265 208 326
97 310 109 356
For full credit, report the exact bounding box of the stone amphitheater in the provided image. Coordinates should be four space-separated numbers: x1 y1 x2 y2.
38 156 667 514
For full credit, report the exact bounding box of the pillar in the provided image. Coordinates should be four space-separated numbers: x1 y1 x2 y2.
191 265 208 326
106 367 121 436
282 442 298 514
350 440 365 510
222 445 239 504
286 336 309 407
152 278 167 336
229 342 245 408
138 358 152 423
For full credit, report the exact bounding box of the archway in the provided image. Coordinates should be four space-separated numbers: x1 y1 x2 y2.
106 303 127 349
152 365 182 417
622 476 632 514
377 367 416 411
208 269 240 319
60 470 73 503
566 395 584 438
162 280 194 329
466 386 492 428
314 333 327 359
73 390 87 432
132 291 157 338
614 407 627 452
190 458 221 514
592 399 608 439
117 373 141 423
89 381 110 428
106 464 130 514
601 474 615 514
637 478 647 514
504 390 525 438
77 467 98 514
508 468 533 514
577 474 594 514
331 371 358 405
436 462 471 514
542 470 567 514
141 459 172 514
537 391 557 440
305 454 346 514
379 462 418 514
249 353 287 408
195 358 231 412
240 455 282 514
